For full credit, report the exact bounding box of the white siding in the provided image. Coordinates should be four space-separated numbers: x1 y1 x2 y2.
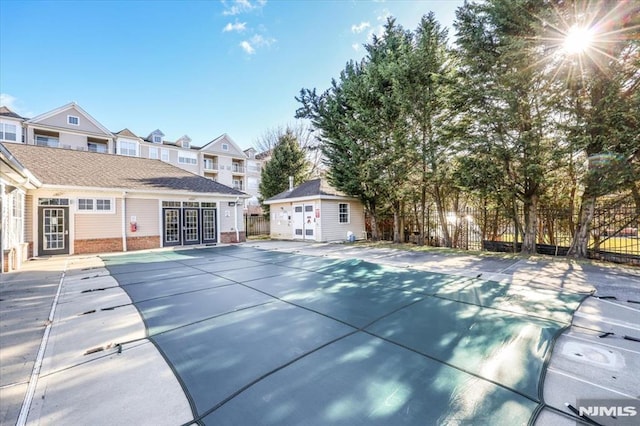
25 194 33 242
34 106 110 136
75 198 122 239
269 202 293 239
319 200 366 242
125 198 159 237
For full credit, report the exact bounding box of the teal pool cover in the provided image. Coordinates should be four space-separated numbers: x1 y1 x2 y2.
101 246 590 425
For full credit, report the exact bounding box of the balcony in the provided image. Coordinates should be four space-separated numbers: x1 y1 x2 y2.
35 134 59 148
203 159 219 171
232 163 245 173
88 142 108 153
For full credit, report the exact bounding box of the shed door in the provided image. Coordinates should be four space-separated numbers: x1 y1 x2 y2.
292 204 315 240
292 205 304 240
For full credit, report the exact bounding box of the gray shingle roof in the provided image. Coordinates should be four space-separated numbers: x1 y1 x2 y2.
266 178 347 202
1 143 246 196
0 106 26 120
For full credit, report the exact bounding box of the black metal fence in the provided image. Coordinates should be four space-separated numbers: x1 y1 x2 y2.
245 215 270 237
368 203 640 265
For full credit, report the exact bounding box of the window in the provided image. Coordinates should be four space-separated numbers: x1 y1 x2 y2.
153 135 162 143
233 178 243 190
162 201 181 207
248 177 258 189
67 115 80 125
178 152 198 165
247 161 260 173
78 199 94 210
117 140 138 157
149 147 159 159
35 135 59 147
339 203 349 223
39 198 69 206
76 198 114 213
0 123 17 141
181 140 190 149
88 142 107 153
161 149 170 162
96 199 111 211
222 143 229 151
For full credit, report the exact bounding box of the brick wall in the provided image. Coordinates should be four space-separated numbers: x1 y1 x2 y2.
2 243 31 272
127 236 160 251
220 231 246 244
74 238 123 254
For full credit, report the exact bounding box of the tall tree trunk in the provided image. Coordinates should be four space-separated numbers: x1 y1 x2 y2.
420 189 427 246
393 200 401 243
521 194 538 254
434 186 451 247
568 196 596 258
368 201 379 241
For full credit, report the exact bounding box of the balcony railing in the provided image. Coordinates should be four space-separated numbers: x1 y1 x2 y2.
203 160 219 171
232 164 245 173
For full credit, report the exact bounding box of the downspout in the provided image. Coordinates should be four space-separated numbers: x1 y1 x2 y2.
121 191 127 252
234 197 240 243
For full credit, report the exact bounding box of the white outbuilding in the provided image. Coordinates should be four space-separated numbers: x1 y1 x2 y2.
264 178 366 242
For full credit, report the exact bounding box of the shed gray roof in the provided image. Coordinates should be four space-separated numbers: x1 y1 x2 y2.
1 143 246 196
266 178 349 202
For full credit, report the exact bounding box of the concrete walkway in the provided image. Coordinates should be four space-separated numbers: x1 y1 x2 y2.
1 241 638 425
0 254 191 426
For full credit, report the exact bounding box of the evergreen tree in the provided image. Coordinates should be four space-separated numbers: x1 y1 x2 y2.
259 130 309 214
454 0 557 254
296 19 413 241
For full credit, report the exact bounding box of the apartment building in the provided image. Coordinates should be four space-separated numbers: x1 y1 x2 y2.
0 102 265 207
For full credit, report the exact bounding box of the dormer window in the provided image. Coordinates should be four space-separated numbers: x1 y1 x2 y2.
183 140 190 149
222 143 229 151
148 129 165 144
68 115 79 125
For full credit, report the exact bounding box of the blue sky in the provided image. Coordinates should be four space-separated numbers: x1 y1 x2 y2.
0 0 464 150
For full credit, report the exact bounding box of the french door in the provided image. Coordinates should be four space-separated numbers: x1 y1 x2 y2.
38 206 69 255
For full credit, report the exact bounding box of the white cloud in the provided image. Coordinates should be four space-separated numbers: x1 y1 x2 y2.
351 21 371 34
376 8 391 23
240 41 255 54
223 21 247 32
0 94 32 116
0 93 17 109
250 34 275 47
223 0 266 16
352 43 361 51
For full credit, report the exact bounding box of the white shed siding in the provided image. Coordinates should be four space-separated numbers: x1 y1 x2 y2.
319 199 366 242
268 202 293 239
75 198 122 239
125 198 159 237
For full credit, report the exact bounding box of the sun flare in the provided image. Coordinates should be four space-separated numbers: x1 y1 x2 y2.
563 25 594 54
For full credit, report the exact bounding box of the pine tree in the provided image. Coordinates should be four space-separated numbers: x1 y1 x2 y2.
258 131 309 214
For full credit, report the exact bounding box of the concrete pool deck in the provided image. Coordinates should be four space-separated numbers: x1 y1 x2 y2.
1 241 638 425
